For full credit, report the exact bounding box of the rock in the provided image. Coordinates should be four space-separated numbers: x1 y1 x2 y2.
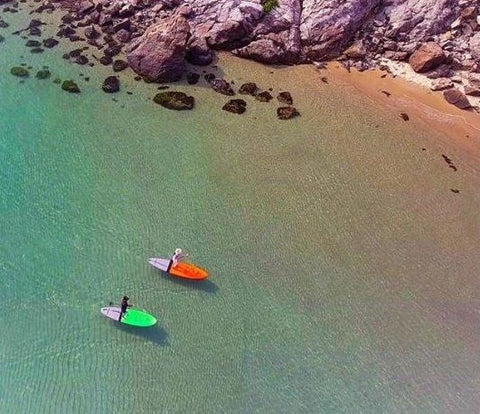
99 55 112 65
116 29 130 43
10 67 29 77
75 55 89 65
211 79 234 96
102 76 120 93
43 38 59 48
185 37 213 66
464 84 480 96
277 106 299 120
256 91 273 102
430 78 453 91
112 59 128 72
61 80 81 93
36 69 51 79
239 82 258 95
277 91 293 105
443 89 471 109
69 49 83 58
30 47 44 54
409 42 445 73
26 40 41 47
204 73 216 83
343 41 366 59
461 6 478 20
153 91 194 110
84 25 99 39
400 112 409 121
186 72 200 85
113 19 130 33
104 44 122 57
470 33 480 60
29 27 42 37
127 15 190 82
222 99 247 114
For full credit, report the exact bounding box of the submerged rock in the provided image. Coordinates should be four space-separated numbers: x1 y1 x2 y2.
112 59 128 72
186 72 200 85
102 76 120 93
277 106 299 120
211 79 234 96
239 82 258 96
277 91 293 105
36 69 51 79
26 39 41 47
255 91 273 102
222 99 247 114
10 67 29 77
61 80 81 93
153 91 194 110
43 38 59 48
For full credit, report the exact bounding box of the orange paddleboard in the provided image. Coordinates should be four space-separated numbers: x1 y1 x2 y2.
148 258 208 280
169 262 208 280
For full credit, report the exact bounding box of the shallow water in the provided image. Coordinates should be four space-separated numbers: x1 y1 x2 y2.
1 4 479 413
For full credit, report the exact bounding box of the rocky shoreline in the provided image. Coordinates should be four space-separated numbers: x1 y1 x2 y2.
2 0 480 113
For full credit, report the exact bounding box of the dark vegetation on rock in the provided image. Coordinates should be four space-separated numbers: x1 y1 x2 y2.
222 99 247 114
61 79 80 93
153 91 195 110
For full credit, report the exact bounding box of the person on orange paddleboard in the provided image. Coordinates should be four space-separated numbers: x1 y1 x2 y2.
171 248 188 268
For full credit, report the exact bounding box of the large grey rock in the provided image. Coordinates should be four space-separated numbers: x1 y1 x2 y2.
127 15 190 82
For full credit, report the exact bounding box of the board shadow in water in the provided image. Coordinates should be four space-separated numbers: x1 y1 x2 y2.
154 271 219 294
116 323 169 346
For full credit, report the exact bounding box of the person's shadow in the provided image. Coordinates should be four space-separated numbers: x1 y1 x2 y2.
116 323 169 346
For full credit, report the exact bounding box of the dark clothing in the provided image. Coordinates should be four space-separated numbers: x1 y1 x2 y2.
119 298 130 321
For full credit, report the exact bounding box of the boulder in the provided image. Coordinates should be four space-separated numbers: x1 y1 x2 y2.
43 38 59 48
185 37 213 66
112 59 128 72
36 69 51 79
186 72 200 84
84 25 100 39
430 78 453 91
239 82 258 96
127 16 190 82
277 106 299 120
153 91 194 110
464 83 480 96
443 89 471 109
26 40 41 47
222 99 247 114
99 55 113 65
116 29 131 43
10 67 29 77
102 76 120 93
277 91 293 105
256 91 273 102
408 42 445 73
470 33 480 60
211 79 234 96
61 80 81 93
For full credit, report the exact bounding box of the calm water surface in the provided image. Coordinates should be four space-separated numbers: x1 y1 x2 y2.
1 4 479 413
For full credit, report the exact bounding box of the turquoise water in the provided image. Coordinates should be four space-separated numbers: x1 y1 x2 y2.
1 4 480 413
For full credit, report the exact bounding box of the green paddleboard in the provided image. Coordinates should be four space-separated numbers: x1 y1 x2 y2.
101 306 157 327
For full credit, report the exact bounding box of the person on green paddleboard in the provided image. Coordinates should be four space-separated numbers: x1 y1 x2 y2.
119 296 132 321
171 248 187 268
